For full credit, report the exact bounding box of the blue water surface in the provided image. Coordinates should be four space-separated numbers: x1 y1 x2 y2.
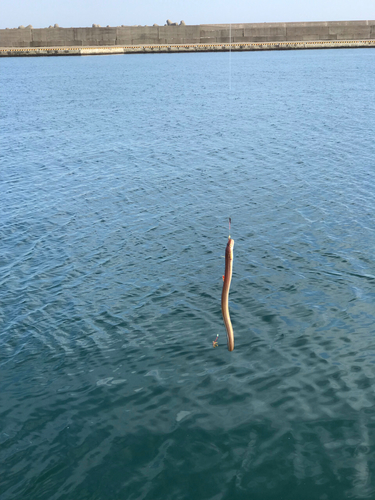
1 48 375 500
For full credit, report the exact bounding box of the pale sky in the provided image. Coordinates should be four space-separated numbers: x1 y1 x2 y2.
1 0 375 30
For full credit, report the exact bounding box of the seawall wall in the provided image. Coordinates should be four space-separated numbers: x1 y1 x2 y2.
1 21 375 48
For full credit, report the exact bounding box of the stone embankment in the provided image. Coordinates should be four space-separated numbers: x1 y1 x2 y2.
1 20 374 56
1 40 375 57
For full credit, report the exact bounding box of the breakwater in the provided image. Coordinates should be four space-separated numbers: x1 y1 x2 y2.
1 20 374 53
1 39 375 57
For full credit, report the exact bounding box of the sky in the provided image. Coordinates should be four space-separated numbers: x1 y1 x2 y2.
1 0 375 30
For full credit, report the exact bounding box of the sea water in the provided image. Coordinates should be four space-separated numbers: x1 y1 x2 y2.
1 48 375 499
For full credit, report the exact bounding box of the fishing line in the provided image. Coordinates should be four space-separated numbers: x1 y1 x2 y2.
229 23 232 91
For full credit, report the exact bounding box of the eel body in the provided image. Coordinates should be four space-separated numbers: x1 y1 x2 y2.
221 237 235 351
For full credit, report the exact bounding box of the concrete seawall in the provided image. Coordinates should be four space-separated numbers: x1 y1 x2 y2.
1 21 375 46
1 40 375 57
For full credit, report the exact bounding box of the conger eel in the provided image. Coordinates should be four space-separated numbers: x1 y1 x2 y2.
221 237 235 351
